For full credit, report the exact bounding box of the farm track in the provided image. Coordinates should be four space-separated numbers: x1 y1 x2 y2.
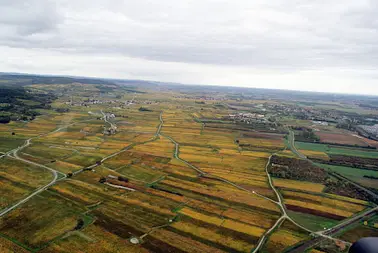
101 110 117 130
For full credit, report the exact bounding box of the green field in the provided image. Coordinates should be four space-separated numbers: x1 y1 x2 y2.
296 141 378 158
287 211 340 232
318 163 378 178
0 137 25 153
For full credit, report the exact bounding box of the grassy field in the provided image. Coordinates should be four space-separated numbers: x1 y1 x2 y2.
317 163 378 190
318 163 378 178
287 211 339 231
296 141 378 158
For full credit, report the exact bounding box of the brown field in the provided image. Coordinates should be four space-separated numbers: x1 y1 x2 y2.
0 237 29 253
316 131 369 146
338 224 378 243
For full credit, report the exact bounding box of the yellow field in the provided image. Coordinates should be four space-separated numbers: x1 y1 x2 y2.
133 136 174 157
276 150 297 158
152 227 227 253
163 177 280 212
285 199 354 218
264 229 307 252
283 190 367 214
300 150 330 160
273 178 325 193
171 221 253 252
179 207 265 237
324 193 369 205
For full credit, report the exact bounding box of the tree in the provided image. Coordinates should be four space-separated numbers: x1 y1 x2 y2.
0 116 10 124
118 176 129 182
99 177 107 183
139 107 152 112
74 218 85 230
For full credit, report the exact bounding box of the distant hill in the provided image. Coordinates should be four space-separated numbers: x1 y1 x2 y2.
0 73 114 86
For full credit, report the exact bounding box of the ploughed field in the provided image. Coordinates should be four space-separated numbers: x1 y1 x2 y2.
0 83 376 253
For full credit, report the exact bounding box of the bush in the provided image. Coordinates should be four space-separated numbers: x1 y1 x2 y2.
118 176 129 182
0 116 10 124
138 107 152 112
74 219 85 230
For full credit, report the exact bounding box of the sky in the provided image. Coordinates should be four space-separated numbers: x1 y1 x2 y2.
1 0 378 95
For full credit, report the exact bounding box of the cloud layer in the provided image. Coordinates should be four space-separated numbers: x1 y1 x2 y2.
1 0 378 94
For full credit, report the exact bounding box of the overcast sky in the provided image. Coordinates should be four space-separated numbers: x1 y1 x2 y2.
1 0 378 95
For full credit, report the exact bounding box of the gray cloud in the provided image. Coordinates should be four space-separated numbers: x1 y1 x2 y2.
0 0 61 36
0 0 378 94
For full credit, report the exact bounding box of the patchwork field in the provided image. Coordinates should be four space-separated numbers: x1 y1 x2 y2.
1 79 376 253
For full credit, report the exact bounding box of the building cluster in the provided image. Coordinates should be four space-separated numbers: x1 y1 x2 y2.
65 98 157 108
358 124 378 138
228 113 266 123
312 121 329 126
173 95 225 101
102 113 117 135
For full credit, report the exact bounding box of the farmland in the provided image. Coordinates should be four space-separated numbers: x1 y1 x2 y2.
316 131 369 147
1 75 378 253
296 141 378 159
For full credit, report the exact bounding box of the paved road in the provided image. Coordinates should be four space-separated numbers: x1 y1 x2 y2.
289 207 378 253
288 130 306 159
156 112 163 137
